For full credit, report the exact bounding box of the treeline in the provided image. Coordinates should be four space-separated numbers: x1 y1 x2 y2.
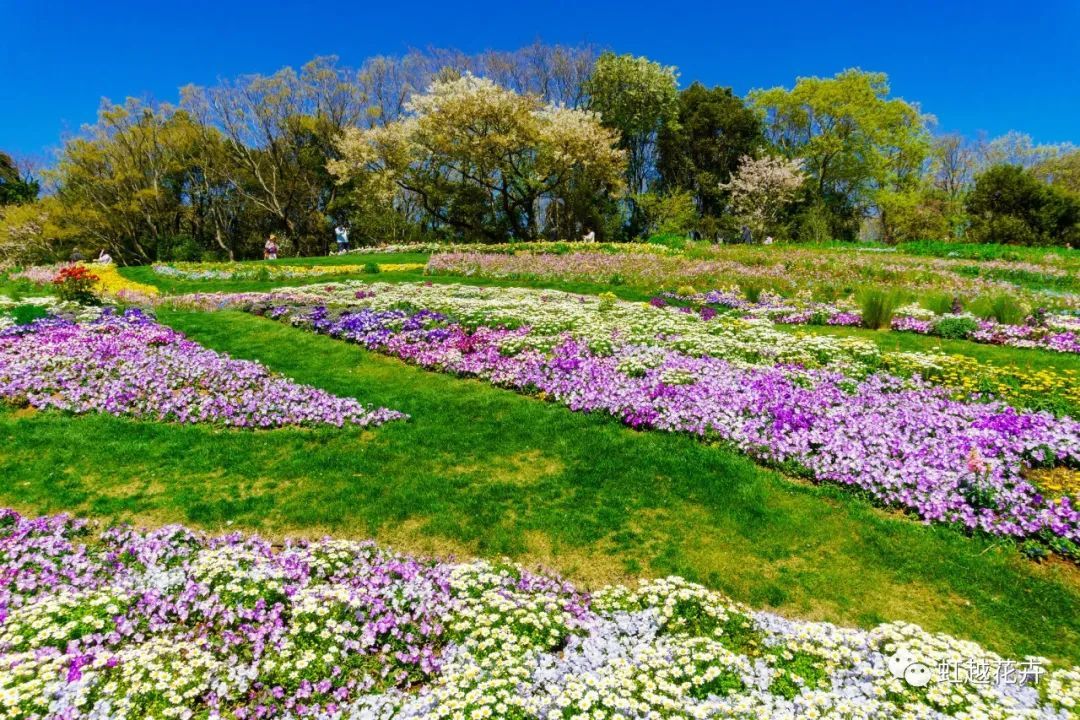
1 43 1078 264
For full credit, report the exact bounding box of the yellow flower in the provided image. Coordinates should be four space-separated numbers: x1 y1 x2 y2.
82 263 159 299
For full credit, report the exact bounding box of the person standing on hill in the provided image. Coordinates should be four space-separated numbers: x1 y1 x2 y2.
741 225 753 244
264 234 279 260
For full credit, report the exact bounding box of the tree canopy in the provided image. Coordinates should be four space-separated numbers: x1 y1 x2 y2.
0 152 39 206
2 45 1077 263
750 69 932 239
657 82 761 227
331 75 625 242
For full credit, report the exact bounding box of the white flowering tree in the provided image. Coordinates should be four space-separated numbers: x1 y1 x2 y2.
720 154 806 236
330 74 626 242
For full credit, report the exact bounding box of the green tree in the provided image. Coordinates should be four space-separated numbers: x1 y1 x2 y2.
966 164 1080 246
635 190 698 237
1033 149 1080 198
978 131 1073 171
874 186 952 243
181 56 368 255
0 152 39 205
584 52 678 200
657 83 762 225
49 99 197 262
0 196 79 264
749 69 931 240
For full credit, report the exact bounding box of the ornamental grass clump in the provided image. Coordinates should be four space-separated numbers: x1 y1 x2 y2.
972 292 1029 325
858 288 903 329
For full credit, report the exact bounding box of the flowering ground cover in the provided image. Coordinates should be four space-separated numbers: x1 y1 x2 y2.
0 309 404 428
4 247 1080 713
150 261 424 281
2 508 1078 720
254 302 1080 558
671 288 1080 355
654 289 1080 414
347 240 677 257
426 245 1080 309
7 307 1076 664
161 281 1080 558
170 280 1079 415
0 295 100 330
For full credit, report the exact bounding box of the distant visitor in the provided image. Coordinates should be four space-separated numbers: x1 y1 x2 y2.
335 224 350 254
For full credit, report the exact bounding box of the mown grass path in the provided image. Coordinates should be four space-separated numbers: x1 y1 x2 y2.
2 308 1078 662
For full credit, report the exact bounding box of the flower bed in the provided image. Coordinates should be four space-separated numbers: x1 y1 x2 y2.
0 296 101 331
165 281 1080 555
149 261 424 281
0 310 405 428
10 263 159 302
347 240 676 256
174 281 1079 416
426 247 1080 309
2 509 1077 719
253 300 1080 555
665 288 1080 356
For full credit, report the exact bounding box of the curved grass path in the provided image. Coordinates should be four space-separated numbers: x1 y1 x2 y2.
1 308 1077 664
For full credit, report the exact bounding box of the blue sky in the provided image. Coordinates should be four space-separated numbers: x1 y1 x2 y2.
3 0 1079 161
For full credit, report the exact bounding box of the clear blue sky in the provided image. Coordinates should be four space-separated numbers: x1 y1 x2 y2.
3 0 1079 162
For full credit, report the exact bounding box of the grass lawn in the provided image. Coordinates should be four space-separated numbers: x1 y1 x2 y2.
3 308 1078 663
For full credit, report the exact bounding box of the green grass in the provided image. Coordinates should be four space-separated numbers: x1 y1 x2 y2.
0 276 54 299
896 240 1080 265
3 309 1078 663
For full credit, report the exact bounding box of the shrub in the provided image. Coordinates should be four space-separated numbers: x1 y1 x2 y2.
161 235 203 262
9 304 49 325
646 232 689 251
363 262 381 274
932 315 979 339
858 288 903 329
637 191 698 238
52 265 99 304
795 205 833 244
